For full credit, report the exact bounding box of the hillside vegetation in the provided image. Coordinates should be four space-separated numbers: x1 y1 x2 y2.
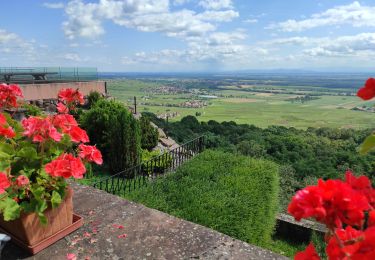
144 113 375 209
125 150 280 246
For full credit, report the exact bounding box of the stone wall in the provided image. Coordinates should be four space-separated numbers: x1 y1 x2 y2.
18 81 106 101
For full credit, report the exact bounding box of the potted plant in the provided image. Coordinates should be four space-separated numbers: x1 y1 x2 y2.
0 83 102 253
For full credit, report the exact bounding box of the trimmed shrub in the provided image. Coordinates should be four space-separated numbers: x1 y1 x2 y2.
87 91 103 108
80 99 141 174
140 116 159 150
126 150 279 245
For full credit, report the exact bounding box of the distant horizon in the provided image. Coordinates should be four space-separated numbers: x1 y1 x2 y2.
98 69 375 74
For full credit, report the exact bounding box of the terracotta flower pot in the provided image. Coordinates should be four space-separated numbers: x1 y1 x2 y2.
0 188 73 246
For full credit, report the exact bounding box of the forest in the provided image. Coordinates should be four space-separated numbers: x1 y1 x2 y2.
143 112 375 210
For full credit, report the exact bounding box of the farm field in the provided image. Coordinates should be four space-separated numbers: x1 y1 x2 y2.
107 79 375 129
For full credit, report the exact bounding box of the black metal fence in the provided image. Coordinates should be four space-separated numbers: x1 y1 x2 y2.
92 136 205 195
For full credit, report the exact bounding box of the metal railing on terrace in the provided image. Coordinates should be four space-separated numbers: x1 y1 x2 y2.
0 67 98 84
92 136 205 196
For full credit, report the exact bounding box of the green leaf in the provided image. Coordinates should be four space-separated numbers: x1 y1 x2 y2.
0 143 14 155
0 197 21 221
38 213 48 225
0 160 10 172
359 134 375 155
0 151 10 160
30 186 45 201
36 199 48 213
51 191 62 209
17 146 38 160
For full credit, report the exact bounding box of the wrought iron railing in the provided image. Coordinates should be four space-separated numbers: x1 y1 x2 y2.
92 136 205 195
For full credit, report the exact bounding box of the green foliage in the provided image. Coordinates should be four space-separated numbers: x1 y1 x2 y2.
359 133 375 154
140 116 159 150
80 99 141 174
0 197 21 221
311 231 327 259
141 149 172 175
147 114 375 211
22 103 42 117
141 149 161 161
87 91 103 108
126 150 279 245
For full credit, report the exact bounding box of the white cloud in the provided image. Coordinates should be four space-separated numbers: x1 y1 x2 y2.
63 0 223 40
198 0 233 10
62 0 239 41
121 30 252 67
62 53 82 62
63 0 105 39
197 10 239 22
173 0 191 5
114 10 216 38
0 29 18 43
43 2 64 9
269 1 375 32
265 37 313 46
243 19 258 24
304 33 375 57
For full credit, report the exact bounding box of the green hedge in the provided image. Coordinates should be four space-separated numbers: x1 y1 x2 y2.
80 99 141 174
125 150 279 245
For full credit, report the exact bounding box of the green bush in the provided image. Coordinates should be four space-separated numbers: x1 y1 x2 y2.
141 149 172 175
126 150 279 245
80 99 141 174
140 116 159 150
87 91 103 108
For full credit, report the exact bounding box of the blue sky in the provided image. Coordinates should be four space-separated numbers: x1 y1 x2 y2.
1 0 375 72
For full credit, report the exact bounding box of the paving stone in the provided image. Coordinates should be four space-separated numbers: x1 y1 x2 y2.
2 183 288 260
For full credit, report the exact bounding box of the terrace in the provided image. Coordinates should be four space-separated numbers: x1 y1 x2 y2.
0 67 106 101
2 182 287 260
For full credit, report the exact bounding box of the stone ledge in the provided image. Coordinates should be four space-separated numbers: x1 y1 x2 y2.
2 183 287 260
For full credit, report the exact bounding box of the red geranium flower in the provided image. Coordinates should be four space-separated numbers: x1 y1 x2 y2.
0 126 15 139
57 102 69 114
369 210 375 227
0 113 15 139
295 243 320 260
288 178 370 228
78 144 103 165
58 88 84 105
45 153 86 179
327 226 375 259
0 83 23 108
327 226 363 259
22 116 62 142
16 175 29 187
287 185 326 222
52 114 78 132
357 78 375 100
68 126 89 143
0 172 10 194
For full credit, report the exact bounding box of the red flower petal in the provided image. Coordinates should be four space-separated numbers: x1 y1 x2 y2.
295 243 320 260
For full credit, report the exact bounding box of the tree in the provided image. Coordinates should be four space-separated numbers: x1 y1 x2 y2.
80 99 141 174
140 116 159 151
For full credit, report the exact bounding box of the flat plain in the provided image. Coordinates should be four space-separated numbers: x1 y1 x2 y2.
107 78 375 129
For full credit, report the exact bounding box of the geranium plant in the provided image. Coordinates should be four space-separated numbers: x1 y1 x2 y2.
289 78 375 259
0 83 102 224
